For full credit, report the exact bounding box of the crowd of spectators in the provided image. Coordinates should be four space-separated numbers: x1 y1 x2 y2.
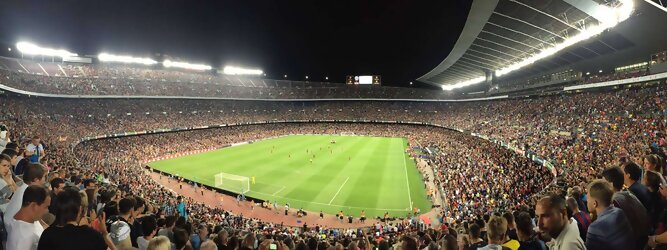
0 74 665 249
0 63 455 99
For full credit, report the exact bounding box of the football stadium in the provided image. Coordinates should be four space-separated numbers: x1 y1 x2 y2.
0 0 667 250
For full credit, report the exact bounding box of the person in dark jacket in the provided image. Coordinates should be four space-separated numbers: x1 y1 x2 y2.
585 179 634 250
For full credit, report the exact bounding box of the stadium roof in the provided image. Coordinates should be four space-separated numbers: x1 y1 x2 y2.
418 0 667 91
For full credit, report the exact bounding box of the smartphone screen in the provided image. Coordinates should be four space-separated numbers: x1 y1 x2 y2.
270 244 277 250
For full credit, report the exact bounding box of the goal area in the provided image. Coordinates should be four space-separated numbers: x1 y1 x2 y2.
214 172 250 194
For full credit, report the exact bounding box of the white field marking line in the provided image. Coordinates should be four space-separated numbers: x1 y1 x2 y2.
402 148 413 210
272 186 286 196
248 189 408 211
328 176 350 205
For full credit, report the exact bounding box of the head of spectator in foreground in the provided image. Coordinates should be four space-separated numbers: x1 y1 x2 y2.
54 188 83 225
622 162 642 187
468 223 482 240
586 179 614 218
400 235 418 250
642 154 661 173
19 185 51 221
643 170 665 193
50 178 65 195
147 236 171 250
535 193 568 239
601 166 625 192
486 215 508 245
0 154 12 177
1 149 18 166
515 212 536 241
24 162 46 186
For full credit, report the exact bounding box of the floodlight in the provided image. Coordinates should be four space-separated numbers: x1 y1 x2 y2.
441 77 485 91
98 53 158 65
163 60 212 71
7 48 10 52
222 66 263 75
305 76 309 79
16 41 77 58
325 76 329 80
284 75 287 78
494 1 633 77
598 70 602 73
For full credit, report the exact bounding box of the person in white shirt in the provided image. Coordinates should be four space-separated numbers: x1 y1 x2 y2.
535 194 585 250
4 163 47 227
25 136 45 163
6 185 51 250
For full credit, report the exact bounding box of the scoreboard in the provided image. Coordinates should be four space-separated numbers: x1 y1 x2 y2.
346 75 381 85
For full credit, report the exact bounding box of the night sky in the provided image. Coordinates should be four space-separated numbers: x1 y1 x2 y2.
0 0 470 88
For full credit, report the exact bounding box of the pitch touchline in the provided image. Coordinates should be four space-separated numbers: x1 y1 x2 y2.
328 176 350 205
402 150 413 210
272 186 286 195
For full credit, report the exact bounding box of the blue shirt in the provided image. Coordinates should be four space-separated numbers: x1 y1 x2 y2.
585 206 633 250
177 202 187 220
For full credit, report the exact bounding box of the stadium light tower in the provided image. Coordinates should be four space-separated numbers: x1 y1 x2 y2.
325 76 328 80
163 60 212 71
98 53 158 65
284 74 287 78
16 41 77 58
305 75 309 79
222 66 263 75
7 48 10 52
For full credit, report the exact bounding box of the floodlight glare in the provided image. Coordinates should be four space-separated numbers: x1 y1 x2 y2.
163 60 212 71
222 66 263 75
441 77 485 91
98 53 158 65
494 1 633 78
16 41 77 58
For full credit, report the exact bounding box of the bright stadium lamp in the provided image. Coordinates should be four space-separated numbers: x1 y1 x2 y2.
16 41 77 58
305 75 309 79
441 76 485 91
222 66 263 75
98 53 158 65
163 60 212 71
494 0 633 77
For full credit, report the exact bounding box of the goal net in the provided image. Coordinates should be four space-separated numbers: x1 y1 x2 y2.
214 172 250 194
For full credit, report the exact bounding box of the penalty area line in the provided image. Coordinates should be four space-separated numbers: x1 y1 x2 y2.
272 186 286 196
328 176 350 205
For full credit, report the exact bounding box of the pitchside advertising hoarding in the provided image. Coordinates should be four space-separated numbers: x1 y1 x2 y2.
346 75 381 85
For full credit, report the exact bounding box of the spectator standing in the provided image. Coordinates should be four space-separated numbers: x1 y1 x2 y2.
4 163 46 225
26 136 44 163
623 162 652 210
6 185 50 250
515 212 546 250
566 197 590 242
585 179 634 250
37 188 112 250
535 195 584 250
601 166 650 249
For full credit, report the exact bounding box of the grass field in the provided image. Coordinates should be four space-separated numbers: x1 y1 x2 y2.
148 135 431 218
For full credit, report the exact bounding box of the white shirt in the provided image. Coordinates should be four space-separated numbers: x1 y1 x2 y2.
137 236 150 250
4 183 28 224
26 144 43 155
6 218 43 250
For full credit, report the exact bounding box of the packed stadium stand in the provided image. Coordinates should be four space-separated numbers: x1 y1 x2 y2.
1 0 667 250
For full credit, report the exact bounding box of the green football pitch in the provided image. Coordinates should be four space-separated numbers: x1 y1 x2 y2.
148 135 431 218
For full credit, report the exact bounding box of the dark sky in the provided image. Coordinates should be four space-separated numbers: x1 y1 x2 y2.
0 0 470 88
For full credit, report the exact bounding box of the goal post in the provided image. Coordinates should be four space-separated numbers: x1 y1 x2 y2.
214 172 250 194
